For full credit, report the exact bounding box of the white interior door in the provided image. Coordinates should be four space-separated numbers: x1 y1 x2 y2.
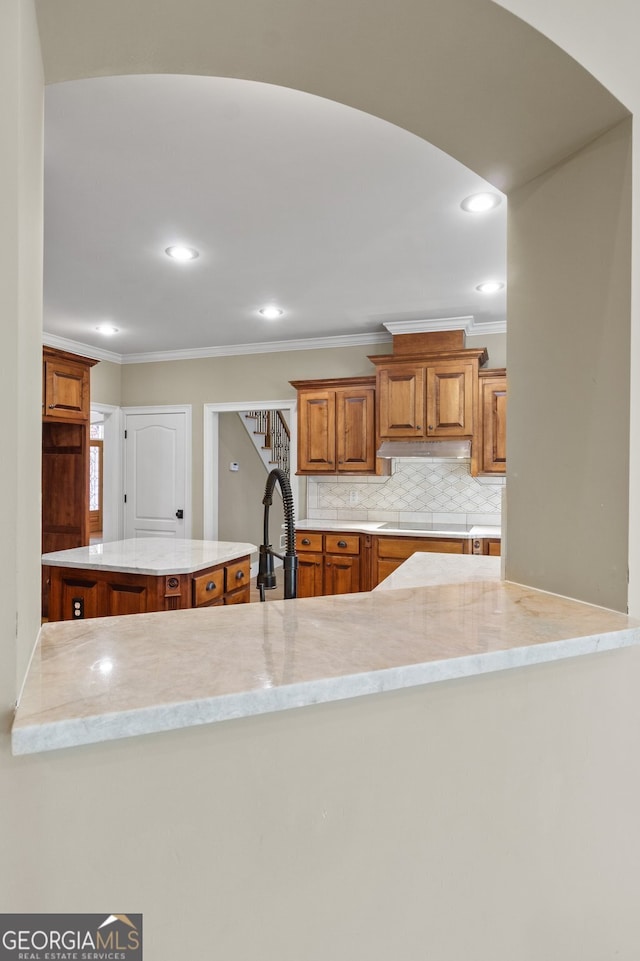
123 407 191 539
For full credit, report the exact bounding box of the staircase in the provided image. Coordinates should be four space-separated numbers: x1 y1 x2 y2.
241 409 291 477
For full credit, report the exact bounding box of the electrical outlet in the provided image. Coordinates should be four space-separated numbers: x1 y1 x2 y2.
72 597 84 619
349 489 359 506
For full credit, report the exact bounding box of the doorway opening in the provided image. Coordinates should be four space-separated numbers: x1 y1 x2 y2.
204 400 299 550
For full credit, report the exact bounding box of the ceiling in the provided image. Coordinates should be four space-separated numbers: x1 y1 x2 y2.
43 74 507 362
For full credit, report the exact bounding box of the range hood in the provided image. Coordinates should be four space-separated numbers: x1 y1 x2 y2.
376 439 472 460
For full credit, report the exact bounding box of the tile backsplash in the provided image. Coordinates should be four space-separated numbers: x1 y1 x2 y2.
306 460 504 526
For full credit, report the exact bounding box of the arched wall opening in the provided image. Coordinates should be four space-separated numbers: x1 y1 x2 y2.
31 0 632 619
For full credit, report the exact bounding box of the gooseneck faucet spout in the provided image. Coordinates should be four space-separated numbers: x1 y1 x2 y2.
257 468 298 601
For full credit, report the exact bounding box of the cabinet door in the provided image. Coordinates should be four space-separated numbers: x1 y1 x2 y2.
425 362 474 436
297 390 336 472
480 375 507 473
324 554 360 595
43 355 90 421
336 387 376 471
377 365 425 438
296 551 324 597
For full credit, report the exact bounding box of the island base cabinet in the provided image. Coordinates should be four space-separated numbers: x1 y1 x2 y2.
45 555 251 621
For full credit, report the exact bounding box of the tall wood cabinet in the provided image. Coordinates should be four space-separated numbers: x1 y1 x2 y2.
42 347 98 612
290 376 387 475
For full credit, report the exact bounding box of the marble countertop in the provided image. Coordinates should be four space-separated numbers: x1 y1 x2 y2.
295 519 501 538
374 552 501 589
14 552 639 756
41 538 257 575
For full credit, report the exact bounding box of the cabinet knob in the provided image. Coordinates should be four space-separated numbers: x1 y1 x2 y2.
428 425 433 431
301 538 310 546
337 540 347 548
326 561 332 567
416 425 421 430
49 404 55 409
235 570 244 580
206 581 217 592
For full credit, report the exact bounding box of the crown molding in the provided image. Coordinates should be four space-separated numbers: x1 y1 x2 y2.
382 316 506 336
42 332 123 363
42 330 392 365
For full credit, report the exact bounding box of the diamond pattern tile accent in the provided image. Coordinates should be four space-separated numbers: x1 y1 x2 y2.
314 462 502 517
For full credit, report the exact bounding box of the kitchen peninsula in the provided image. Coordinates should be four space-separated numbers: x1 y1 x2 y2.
15 552 640 756
42 538 256 621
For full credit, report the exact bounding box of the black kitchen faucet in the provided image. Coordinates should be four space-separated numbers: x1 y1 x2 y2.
257 468 298 601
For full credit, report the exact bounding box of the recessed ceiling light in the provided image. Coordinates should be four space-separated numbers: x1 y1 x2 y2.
461 192 502 213
475 281 505 294
258 306 284 320
95 324 119 335
165 245 199 262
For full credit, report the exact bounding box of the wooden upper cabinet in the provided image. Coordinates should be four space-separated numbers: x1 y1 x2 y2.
474 369 507 475
296 388 336 472
336 386 375 471
425 361 474 436
291 377 381 475
372 349 486 441
377 365 425 437
43 347 95 421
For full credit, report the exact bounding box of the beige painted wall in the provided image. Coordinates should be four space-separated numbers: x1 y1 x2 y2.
120 344 383 535
90 358 122 406
1 0 43 696
3 2 640 957
507 120 631 610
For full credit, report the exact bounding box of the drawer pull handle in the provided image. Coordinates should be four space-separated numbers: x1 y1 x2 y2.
235 570 244 580
206 581 217 592
301 538 310 546
337 540 347 548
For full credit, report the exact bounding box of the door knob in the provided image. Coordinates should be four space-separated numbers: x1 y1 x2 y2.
175 509 184 519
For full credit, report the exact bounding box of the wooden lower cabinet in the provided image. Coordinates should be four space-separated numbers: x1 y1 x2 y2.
472 537 502 557
295 531 363 597
45 555 251 621
373 535 472 587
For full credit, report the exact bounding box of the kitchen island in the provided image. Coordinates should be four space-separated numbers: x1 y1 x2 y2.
16 551 639 755
42 537 256 621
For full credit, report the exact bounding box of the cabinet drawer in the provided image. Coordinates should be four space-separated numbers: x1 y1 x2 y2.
226 558 250 592
325 534 360 555
225 586 250 605
192 568 225 606
296 532 323 552
376 536 470 559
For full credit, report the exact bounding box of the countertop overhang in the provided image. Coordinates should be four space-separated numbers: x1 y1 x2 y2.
14 553 639 756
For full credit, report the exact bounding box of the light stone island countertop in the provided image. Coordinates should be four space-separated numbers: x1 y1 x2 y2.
13 553 640 756
41 538 257 575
